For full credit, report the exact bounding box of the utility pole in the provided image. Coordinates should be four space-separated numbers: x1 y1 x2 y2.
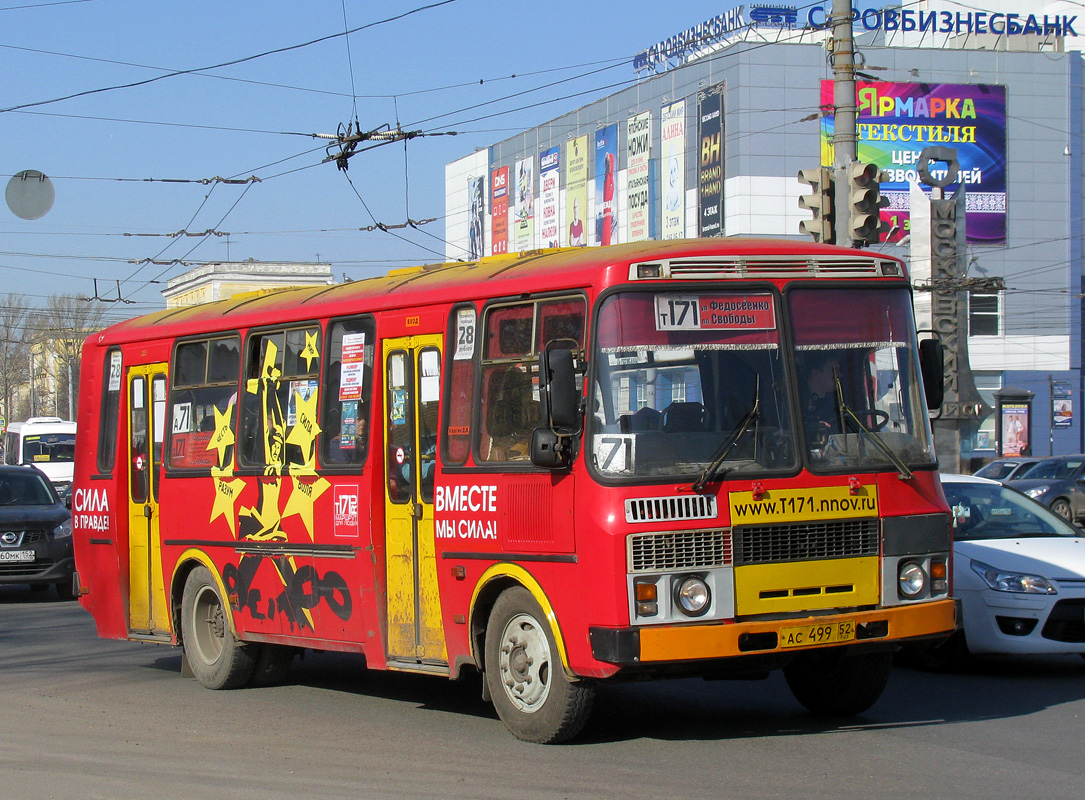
830 0 857 246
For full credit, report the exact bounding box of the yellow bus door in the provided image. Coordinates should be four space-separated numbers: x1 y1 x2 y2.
383 336 447 668
126 364 169 635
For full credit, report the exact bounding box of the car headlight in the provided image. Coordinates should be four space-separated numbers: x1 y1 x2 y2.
970 559 1056 594
1023 486 1049 499
53 519 72 539
898 560 928 598
673 576 711 617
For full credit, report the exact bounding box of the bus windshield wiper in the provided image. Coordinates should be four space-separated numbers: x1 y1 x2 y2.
692 378 760 493
832 376 913 480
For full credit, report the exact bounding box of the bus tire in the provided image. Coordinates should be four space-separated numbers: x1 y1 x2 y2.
484 586 595 743
784 648 892 717
181 566 256 690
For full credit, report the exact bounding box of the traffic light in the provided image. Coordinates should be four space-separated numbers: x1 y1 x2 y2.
847 161 890 246
798 167 834 243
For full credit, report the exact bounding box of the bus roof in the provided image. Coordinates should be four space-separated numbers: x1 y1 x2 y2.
90 239 902 347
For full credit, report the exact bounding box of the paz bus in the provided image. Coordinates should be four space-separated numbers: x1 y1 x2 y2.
4 416 77 490
72 239 956 743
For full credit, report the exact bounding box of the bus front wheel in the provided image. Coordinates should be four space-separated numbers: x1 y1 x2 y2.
181 566 256 690
784 648 892 717
484 587 595 743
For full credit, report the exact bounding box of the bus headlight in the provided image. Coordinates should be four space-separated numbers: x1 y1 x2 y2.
674 576 711 617
898 560 928 599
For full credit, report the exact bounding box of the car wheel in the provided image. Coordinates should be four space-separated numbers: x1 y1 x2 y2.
181 565 256 690
484 586 595 743
1051 498 1073 521
54 581 75 601
249 644 296 687
784 648 893 717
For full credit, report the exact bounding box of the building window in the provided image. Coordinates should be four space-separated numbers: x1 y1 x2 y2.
969 292 1000 336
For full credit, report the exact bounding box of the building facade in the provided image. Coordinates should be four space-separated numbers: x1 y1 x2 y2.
444 1 1085 465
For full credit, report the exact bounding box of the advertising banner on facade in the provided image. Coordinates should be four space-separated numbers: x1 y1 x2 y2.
698 82 725 237
595 124 619 246
467 176 484 261
820 80 1007 243
661 99 686 239
626 111 652 242
491 166 508 256
539 147 560 249
565 135 589 246
514 157 535 252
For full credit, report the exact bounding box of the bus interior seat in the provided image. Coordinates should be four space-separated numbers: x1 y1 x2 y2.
620 406 663 433
662 402 710 433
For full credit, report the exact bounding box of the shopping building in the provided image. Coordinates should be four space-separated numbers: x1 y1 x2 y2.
444 0 1085 465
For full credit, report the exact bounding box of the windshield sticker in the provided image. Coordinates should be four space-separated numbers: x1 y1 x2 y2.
594 434 635 474
655 294 775 332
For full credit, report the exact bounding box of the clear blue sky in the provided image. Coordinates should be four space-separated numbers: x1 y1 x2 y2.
0 0 728 322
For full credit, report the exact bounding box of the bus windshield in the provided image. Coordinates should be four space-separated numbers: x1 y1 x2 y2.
790 286 934 473
590 290 796 480
588 287 934 481
23 433 76 465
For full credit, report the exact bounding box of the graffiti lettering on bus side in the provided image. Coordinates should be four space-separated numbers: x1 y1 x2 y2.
223 555 352 631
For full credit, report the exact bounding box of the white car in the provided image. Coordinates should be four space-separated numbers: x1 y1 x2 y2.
913 473 1085 668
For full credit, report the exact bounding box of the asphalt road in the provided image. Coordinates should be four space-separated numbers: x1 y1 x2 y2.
3 586 1085 800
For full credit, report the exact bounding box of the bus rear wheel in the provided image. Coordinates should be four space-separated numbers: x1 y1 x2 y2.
784 648 892 717
484 587 595 743
181 566 256 690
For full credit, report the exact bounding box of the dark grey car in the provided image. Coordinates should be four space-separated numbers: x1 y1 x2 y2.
0 465 74 599
1006 454 1085 522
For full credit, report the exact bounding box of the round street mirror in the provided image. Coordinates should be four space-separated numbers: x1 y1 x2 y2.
6 169 55 220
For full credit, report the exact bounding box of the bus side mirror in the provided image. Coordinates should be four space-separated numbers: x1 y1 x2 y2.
530 428 570 469
919 338 945 411
539 347 579 430
532 347 580 470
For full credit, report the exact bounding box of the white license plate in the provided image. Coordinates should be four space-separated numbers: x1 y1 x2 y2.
0 550 35 563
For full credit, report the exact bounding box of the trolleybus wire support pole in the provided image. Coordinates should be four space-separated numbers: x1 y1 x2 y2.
830 0 857 247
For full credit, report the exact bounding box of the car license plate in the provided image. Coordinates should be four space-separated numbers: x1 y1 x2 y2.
0 549 35 564
779 620 856 648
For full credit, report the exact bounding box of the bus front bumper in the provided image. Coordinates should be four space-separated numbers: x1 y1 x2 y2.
589 598 958 665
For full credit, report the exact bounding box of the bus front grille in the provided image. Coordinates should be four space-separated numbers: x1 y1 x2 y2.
732 518 879 566
625 495 718 523
628 529 731 572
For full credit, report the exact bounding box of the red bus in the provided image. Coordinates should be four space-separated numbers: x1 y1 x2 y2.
72 239 956 743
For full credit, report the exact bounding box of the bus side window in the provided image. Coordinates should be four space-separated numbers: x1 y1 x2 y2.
169 336 240 472
443 304 476 466
477 296 585 464
320 316 374 468
98 349 123 474
239 325 321 472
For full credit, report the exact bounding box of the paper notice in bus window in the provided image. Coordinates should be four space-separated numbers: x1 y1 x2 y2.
108 351 122 392
454 307 476 361
172 402 193 434
339 332 366 401
655 294 776 331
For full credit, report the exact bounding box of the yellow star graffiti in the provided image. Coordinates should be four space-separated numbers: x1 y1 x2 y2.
286 385 321 468
300 331 320 371
205 399 236 468
239 478 285 541
209 466 246 538
282 475 331 541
